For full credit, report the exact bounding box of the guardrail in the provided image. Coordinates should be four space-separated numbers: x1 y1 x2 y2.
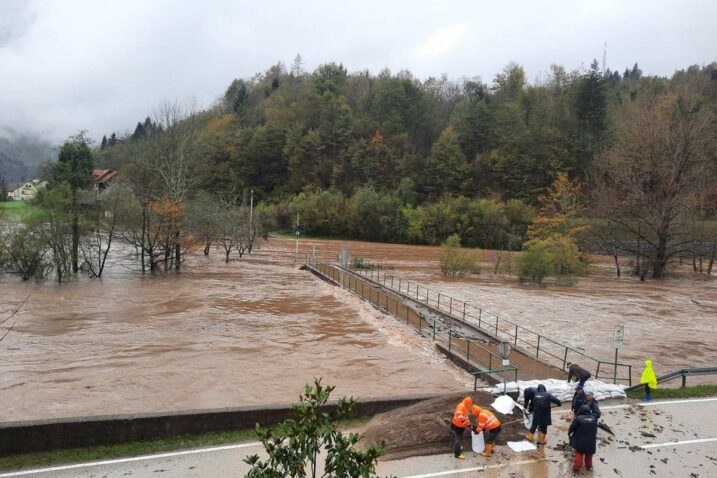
306 261 518 385
626 367 717 391
345 263 633 386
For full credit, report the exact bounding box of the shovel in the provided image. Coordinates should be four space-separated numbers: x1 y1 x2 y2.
598 421 615 436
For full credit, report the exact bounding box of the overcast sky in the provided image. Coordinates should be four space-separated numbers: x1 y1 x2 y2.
1 0 715 144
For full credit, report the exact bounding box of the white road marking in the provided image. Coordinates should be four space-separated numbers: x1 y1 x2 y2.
0 442 262 477
554 404 630 414
639 437 717 449
640 397 717 407
400 459 540 478
3 397 716 477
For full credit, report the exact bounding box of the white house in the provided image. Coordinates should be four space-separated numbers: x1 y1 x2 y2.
8 179 47 201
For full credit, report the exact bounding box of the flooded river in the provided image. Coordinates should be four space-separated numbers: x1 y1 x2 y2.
1 237 715 422
302 238 717 383
0 238 471 422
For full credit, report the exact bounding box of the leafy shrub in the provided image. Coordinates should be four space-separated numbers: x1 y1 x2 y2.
440 234 480 276
518 235 586 283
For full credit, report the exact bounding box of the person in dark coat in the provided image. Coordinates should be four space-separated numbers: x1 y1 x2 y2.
569 405 598 473
571 386 586 414
567 363 592 388
584 391 601 419
523 387 537 410
526 384 562 444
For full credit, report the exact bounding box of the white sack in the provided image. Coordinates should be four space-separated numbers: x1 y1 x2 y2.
471 431 485 453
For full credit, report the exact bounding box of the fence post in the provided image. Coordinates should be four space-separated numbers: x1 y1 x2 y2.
563 348 568 370
629 365 633 387
419 316 422 334
438 293 441 309
514 324 518 346
682 374 686 389
536 335 541 358
449 297 453 315
398 279 402 292
432 321 436 340
596 362 601 380
448 330 452 351
463 302 466 321
495 317 499 337
426 289 429 302
391 276 394 288
466 340 470 360
478 309 482 328
406 306 409 324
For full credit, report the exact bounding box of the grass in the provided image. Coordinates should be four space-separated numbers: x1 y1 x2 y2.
0 200 40 220
627 384 717 400
0 416 373 472
0 429 257 472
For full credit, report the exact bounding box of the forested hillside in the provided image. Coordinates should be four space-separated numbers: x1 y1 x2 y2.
99 60 659 202
4 59 713 283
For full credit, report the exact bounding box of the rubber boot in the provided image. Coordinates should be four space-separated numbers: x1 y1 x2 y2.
539 432 548 445
526 432 534 442
455 454 465 459
480 443 494 457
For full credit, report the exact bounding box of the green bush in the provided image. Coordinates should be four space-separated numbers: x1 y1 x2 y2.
518 235 585 283
440 234 480 276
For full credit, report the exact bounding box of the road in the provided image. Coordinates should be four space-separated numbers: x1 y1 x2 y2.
3 397 717 478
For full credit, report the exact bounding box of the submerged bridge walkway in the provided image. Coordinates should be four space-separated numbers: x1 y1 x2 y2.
304 260 633 387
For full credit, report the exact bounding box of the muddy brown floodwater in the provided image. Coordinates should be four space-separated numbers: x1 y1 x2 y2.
2 237 715 423
300 238 717 384
0 238 473 422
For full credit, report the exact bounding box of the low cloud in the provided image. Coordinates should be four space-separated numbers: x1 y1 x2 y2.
415 24 470 58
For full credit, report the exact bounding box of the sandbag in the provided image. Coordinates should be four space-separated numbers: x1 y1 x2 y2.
471 430 485 453
523 411 533 430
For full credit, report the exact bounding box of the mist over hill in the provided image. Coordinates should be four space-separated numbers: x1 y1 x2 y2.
0 132 55 183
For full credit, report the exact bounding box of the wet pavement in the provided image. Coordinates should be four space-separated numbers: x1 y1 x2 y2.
5 397 716 477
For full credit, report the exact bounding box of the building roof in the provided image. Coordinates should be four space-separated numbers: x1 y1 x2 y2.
92 169 118 184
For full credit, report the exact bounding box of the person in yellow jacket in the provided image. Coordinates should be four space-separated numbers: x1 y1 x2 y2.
640 360 657 401
450 396 473 459
471 405 502 457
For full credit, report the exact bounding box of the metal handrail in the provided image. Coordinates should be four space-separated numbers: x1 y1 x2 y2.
348 263 634 386
625 367 717 391
306 261 519 385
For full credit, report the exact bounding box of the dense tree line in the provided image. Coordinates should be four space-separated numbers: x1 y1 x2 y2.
2 60 715 282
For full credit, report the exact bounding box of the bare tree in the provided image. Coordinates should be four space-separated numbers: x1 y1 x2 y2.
80 186 121 278
1 222 49 281
593 78 716 279
0 294 30 345
145 99 202 270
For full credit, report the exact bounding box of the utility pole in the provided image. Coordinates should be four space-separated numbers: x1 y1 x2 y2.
294 212 300 263
249 189 254 239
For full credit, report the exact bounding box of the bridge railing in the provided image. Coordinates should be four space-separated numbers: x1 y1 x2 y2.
347 264 633 386
306 261 519 385
626 367 717 391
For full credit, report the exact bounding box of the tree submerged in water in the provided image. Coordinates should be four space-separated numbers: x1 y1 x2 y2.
244 378 390 478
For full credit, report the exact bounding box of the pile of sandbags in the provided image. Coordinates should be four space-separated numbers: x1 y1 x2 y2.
484 378 626 403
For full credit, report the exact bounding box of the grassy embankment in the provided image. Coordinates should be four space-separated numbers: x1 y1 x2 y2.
0 201 41 220
0 416 372 472
626 384 717 400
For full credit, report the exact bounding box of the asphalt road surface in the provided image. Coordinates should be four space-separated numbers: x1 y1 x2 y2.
4 397 717 478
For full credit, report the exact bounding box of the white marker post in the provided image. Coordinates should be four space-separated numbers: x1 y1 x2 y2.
613 324 625 384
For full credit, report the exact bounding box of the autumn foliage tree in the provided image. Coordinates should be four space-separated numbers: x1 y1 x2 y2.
519 173 589 282
593 75 716 279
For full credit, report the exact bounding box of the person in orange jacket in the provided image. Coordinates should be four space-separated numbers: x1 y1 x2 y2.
450 396 473 459
471 405 502 457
